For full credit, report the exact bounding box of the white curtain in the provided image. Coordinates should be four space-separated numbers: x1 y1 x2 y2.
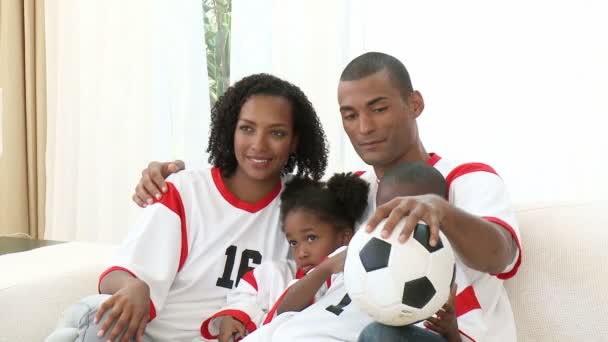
45 0 210 242
230 0 608 204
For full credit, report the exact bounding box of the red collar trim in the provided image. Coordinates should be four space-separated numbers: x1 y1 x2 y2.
211 167 282 213
427 152 441 166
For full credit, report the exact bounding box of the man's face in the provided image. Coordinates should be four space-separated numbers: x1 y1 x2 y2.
338 69 423 175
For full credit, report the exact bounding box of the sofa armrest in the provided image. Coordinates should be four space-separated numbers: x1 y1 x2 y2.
0 242 116 342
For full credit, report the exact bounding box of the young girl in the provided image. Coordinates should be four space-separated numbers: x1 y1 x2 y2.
200 173 369 342
46 73 329 342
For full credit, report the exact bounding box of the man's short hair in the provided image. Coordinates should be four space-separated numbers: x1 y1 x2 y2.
340 52 413 97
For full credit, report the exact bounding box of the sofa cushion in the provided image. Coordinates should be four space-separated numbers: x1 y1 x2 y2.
507 201 608 341
0 242 115 342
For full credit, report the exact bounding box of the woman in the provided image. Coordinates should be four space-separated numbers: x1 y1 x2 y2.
47 74 328 342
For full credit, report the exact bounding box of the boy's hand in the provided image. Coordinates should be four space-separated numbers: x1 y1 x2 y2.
424 283 461 342
132 160 185 207
95 278 150 342
218 316 246 342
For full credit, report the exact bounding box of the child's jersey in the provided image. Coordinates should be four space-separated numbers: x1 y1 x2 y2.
239 270 372 342
98 167 291 341
239 258 480 341
201 256 337 339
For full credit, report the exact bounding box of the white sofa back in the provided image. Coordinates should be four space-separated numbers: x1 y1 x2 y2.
1 202 606 341
505 202 608 341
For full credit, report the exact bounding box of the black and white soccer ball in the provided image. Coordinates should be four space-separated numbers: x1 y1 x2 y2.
344 218 455 326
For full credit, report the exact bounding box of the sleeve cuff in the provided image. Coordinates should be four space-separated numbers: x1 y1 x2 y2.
483 216 522 279
200 309 257 339
98 266 157 321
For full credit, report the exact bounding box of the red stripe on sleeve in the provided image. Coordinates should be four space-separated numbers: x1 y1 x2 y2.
153 182 188 272
241 269 258 291
354 171 366 177
445 162 499 195
455 285 481 317
97 266 157 321
484 216 522 279
200 309 257 339
263 288 291 325
459 329 478 342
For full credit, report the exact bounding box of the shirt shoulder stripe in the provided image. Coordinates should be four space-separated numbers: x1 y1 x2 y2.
153 182 188 271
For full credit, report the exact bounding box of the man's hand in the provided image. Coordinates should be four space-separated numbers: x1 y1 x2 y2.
95 278 150 342
218 316 246 342
132 160 185 207
365 194 448 246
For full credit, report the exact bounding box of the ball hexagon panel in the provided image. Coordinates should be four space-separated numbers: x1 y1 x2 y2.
412 223 444 253
402 276 436 309
359 237 391 272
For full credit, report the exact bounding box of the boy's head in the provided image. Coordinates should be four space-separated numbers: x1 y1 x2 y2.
376 162 446 206
280 173 369 273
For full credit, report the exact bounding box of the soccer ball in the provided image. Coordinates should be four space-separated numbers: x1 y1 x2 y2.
344 218 455 326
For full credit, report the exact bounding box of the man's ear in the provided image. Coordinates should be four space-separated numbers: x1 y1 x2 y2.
408 90 425 119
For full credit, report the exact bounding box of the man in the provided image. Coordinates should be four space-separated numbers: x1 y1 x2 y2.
134 52 521 341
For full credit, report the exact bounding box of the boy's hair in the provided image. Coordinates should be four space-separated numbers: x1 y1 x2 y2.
340 52 413 98
379 162 447 200
280 173 370 232
207 73 328 181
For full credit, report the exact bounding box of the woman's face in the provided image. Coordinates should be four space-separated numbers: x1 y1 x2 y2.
233 95 297 183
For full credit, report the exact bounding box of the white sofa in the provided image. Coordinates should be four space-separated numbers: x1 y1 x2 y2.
1 202 607 342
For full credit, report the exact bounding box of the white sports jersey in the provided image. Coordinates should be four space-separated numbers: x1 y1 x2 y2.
200 260 303 339
358 153 522 342
98 167 290 341
241 270 372 342
201 255 336 339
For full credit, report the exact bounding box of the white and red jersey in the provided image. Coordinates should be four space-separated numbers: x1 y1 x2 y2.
201 255 337 339
358 153 522 342
98 167 290 341
241 269 371 341
200 260 303 339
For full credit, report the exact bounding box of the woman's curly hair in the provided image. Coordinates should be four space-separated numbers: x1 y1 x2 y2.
207 73 328 181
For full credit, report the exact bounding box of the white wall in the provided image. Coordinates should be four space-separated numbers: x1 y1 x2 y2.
231 0 608 204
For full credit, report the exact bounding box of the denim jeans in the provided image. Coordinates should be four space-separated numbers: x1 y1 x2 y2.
358 322 447 342
45 294 153 342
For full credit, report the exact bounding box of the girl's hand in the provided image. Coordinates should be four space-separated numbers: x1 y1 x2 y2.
321 249 347 274
218 316 246 342
95 278 151 342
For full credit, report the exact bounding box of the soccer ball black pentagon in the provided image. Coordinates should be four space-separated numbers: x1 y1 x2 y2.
344 218 455 326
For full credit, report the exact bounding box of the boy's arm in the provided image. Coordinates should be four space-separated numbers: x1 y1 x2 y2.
276 250 345 315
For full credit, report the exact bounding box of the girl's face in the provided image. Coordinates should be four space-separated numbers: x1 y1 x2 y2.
233 95 298 184
284 209 352 273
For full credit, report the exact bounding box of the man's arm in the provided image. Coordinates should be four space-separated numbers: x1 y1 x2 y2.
366 194 517 275
439 201 516 274
132 160 185 207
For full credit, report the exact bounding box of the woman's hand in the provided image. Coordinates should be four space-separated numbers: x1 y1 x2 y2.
95 278 151 342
